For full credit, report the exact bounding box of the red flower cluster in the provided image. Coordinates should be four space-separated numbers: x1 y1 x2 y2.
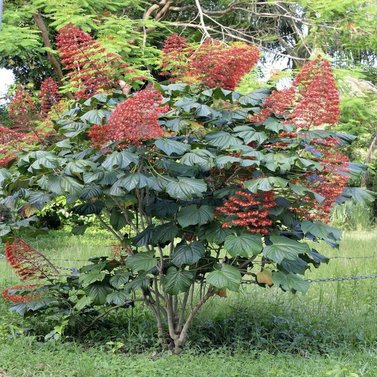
2 284 42 303
161 35 259 90
88 87 168 147
250 57 339 128
161 34 192 80
292 138 349 221
7 86 37 132
56 24 128 99
216 190 276 234
290 59 339 128
0 126 37 168
39 77 61 117
4 239 59 280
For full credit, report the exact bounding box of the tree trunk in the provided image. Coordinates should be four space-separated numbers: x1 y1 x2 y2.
33 12 64 85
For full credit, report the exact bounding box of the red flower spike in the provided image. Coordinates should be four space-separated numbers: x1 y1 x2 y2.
56 24 131 99
39 77 61 117
4 239 59 280
2 284 43 303
8 86 37 132
252 57 340 129
216 190 276 234
161 36 259 90
88 87 169 148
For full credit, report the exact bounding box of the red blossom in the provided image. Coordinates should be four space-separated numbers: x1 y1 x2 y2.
56 24 129 99
216 190 276 234
251 57 340 128
4 239 59 280
39 77 61 117
88 87 168 147
2 284 43 303
8 86 37 132
161 35 259 90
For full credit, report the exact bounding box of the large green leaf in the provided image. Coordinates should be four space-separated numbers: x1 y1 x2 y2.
118 173 150 191
106 290 129 305
180 149 214 171
80 109 110 124
172 241 205 266
86 283 113 305
152 222 179 244
272 271 309 293
206 264 241 291
163 268 194 295
79 270 106 287
263 236 310 263
301 221 341 243
233 126 268 145
101 150 139 170
244 177 289 192
177 205 214 228
224 233 262 257
126 253 157 272
203 223 232 244
206 131 242 149
279 258 308 275
110 270 130 289
155 138 191 156
166 177 207 200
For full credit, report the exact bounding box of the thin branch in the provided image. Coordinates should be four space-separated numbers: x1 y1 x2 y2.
194 0 211 39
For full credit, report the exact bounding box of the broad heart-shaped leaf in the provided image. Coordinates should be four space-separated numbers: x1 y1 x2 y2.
155 138 191 156
166 177 207 200
279 258 308 275
340 187 376 204
202 222 232 244
163 267 194 295
233 126 268 145
301 221 341 244
152 222 179 244
106 290 129 306
177 205 214 228
244 177 289 193
86 283 113 305
47 176 83 195
272 271 309 293
224 233 262 257
110 207 128 231
79 270 106 288
71 201 104 215
206 264 241 292
206 131 242 149
172 241 205 267
180 149 214 171
101 150 138 170
110 269 130 289
126 252 157 272
263 236 310 263
118 173 150 191
80 109 110 124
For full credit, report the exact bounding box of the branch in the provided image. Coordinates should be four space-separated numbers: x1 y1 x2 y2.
32 12 64 85
194 0 211 39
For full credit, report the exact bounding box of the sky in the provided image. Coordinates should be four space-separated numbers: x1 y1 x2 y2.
0 68 15 102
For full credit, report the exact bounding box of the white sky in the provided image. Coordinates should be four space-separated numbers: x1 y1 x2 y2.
0 68 15 101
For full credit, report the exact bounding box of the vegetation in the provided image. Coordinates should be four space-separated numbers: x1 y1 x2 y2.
1 230 377 376
0 0 376 374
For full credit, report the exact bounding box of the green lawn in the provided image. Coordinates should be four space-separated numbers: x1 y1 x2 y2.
1 229 377 377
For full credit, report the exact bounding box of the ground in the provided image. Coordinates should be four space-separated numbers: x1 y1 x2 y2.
1 230 377 377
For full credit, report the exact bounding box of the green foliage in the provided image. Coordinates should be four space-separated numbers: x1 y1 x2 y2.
0 82 369 352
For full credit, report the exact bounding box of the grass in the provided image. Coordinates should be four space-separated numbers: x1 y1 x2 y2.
1 229 377 376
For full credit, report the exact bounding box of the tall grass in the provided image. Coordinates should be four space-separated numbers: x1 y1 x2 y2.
331 202 374 230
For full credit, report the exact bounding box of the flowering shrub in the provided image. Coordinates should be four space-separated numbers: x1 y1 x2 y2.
0 30 371 353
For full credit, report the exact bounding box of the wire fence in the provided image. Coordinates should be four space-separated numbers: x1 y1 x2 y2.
2 253 377 284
